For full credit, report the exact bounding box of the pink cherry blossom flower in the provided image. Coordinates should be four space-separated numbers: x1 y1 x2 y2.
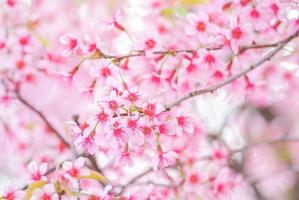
142 101 164 121
87 109 110 128
175 112 194 136
125 115 144 145
185 12 220 44
140 124 155 146
226 17 253 53
31 184 58 200
80 185 113 200
63 157 85 178
74 131 97 154
153 150 179 171
2 187 24 200
115 150 134 167
59 34 80 57
27 161 47 181
107 10 126 31
105 120 128 146
123 87 142 105
67 121 91 140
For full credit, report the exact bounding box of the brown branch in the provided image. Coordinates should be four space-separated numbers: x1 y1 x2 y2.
15 91 71 148
239 42 279 53
165 30 299 110
118 168 153 195
14 88 107 185
230 137 299 155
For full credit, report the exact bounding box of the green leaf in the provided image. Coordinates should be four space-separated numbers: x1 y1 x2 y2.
180 0 209 6
25 181 47 200
79 170 111 185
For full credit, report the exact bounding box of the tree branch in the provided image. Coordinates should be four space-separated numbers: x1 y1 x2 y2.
14 89 106 185
118 168 153 195
15 91 71 148
230 137 299 155
165 30 299 110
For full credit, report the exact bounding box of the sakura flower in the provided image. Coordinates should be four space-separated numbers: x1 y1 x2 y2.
140 124 155 146
59 34 80 57
79 79 97 99
81 185 113 200
53 65 80 83
115 150 134 167
175 112 194 136
66 121 91 140
31 184 58 200
27 161 47 181
87 109 110 128
125 115 144 145
80 34 100 55
142 101 164 121
199 50 225 71
153 150 179 171
141 71 168 92
63 157 85 178
157 118 175 136
123 87 142 105
134 32 160 52
99 90 123 114
185 12 219 44
226 17 253 53
107 10 126 31
188 172 201 186
89 59 116 85
105 120 128 146
2 187 24 200
74 131 97 154
245 6 271 31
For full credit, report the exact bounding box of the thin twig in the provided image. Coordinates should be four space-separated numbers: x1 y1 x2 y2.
118 168 153 195
15 91 71 147
14 88 106 185
230 137 299 155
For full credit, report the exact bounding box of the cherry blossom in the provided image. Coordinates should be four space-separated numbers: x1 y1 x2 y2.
27 162 48 182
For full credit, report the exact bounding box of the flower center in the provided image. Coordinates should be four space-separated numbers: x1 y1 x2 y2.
204 54 215 64
177 116 186 126
270 3 279 15
128 93 137 102
196 21 206 32
108 100 118 111
250 9 260 18
101 67 111 78
41 194 51 200
69 167 79 177
69 39 77 49
231 27 243 39
145 39 156 49
98 112 108 122
189 174 200 184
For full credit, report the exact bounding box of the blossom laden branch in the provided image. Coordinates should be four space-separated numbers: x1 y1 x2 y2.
13 86 108 185
165 30 299 110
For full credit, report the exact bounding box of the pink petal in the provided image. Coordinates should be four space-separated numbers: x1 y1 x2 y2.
62 161 73 171
28 162 38 173
74 157 85 169
187 13 199 24
39 163 48 175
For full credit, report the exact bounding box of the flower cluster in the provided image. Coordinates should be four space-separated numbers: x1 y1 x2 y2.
67 85 195 170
